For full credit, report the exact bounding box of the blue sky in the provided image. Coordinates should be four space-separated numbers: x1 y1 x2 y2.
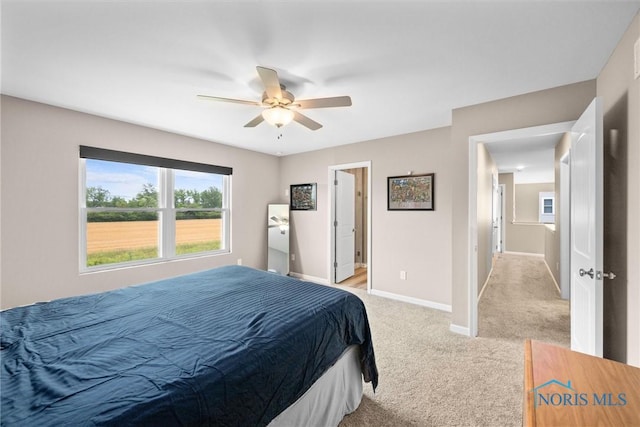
86 159 223 200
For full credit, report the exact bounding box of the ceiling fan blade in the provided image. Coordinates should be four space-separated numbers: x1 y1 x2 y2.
293 111 322 131
244 114 265 128
256 66 283 100
197 94 261 106
295 96 352 109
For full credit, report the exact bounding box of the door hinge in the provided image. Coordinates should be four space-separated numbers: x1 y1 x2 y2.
334 220 338 227
334 262 338 268
334 179 338 186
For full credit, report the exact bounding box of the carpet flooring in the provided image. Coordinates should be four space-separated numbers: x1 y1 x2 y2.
338 253 569 426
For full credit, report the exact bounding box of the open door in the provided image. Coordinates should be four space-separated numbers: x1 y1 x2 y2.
570 97 603 356
334 170 355 283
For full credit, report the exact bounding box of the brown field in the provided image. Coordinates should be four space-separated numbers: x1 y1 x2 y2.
87 219 222 253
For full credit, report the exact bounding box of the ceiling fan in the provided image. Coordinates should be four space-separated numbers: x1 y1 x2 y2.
197 66 352 131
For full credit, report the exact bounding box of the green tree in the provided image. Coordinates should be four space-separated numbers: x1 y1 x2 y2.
175 189 189 208
201 186 222 208
130 183 158 208
86 186 112 207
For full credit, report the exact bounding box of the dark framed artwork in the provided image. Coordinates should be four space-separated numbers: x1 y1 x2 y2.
387 173 435 211
290 183 317 211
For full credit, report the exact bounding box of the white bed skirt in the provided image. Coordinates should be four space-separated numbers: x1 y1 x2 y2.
269 345 363 427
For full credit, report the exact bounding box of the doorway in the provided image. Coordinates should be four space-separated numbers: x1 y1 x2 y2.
328 161 372 291
468 121 575 337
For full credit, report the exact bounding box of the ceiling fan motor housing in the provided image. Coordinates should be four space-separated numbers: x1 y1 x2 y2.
262 86 295 107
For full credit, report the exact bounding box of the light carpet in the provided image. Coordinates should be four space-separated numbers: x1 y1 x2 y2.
338 253 569 426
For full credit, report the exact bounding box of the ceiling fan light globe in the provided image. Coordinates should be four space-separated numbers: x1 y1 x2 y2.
262 106 294 128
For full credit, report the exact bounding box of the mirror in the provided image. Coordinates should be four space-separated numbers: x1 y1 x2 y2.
268 204 289 275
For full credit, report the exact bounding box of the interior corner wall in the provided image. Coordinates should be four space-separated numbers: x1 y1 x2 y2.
450 80 597 330
278 127 453 308
596 11 639 366
0 96 280 309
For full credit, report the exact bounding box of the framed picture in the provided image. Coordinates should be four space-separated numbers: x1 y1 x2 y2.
290 183 317 211
387 173 435 211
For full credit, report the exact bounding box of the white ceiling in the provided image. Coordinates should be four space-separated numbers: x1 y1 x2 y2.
484 132 564 184
2 1 639 157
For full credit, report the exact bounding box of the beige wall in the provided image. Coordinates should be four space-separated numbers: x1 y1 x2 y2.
500 173 515 226
515 183 554 223
477 143 496 291
508 182 554 255
279 127 453 308
507 224 546 255
499 175 549 255
544 226 558 284
450 80 597 331
597 12 639 366
549 132 572 289
1 96 280 309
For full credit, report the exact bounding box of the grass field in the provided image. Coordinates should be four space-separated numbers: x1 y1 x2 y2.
87 219 222 266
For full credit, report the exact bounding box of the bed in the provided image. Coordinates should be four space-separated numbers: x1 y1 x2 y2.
1 265 378 426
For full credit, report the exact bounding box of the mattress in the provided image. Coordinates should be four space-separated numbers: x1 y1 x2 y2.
1 265 377 426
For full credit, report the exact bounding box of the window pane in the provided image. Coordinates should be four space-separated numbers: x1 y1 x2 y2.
174 170 223 209
175 212 222 255
86 212 159 266
86 159 158 208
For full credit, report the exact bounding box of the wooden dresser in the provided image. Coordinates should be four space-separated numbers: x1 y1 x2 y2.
523 340 640 426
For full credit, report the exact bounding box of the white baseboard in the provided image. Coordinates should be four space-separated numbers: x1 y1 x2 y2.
478 265 494 302
504 251 544 257
449 323 471 336
543 259 561 295
289 272 330 286
369 289 451 313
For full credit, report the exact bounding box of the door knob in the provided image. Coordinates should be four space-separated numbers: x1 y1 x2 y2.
579 268 594 279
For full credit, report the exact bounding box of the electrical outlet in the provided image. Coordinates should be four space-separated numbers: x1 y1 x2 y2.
291 254 295 261
400 271 407 280
237 258 243 265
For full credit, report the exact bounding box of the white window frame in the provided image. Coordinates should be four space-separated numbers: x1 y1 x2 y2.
79 157 231 272
539 191 555 223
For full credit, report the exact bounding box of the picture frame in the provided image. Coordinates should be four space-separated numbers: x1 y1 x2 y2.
387 173 435 211
290 183 317 211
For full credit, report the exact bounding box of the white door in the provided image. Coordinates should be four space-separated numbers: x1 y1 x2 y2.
335 170 355 283
570 98 603 356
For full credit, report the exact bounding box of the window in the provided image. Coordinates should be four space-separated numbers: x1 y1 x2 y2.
80 146 231 270
539 192 555 223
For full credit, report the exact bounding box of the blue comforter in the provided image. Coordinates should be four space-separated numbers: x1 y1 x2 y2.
1 265 377 426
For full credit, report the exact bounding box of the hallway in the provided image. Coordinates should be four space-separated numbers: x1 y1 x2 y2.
478 253 570 347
